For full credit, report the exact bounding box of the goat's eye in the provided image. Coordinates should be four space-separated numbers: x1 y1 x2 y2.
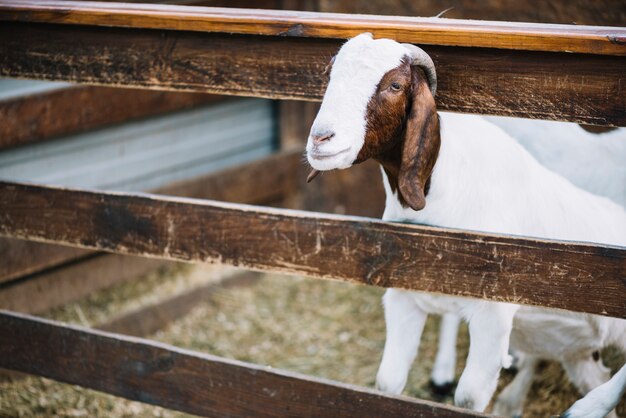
390 82 402 91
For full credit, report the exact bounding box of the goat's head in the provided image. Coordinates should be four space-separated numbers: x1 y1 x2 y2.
306 33 439 211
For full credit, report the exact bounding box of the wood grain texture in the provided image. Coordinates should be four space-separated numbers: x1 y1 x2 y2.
102 0 284 8
0 1 624 56
0 182 624 318
0 310 487 418
109 0 626 26
319 0 626 26
0 150 300 284
1 23 624 126
0 86 221 150
0 270 260 382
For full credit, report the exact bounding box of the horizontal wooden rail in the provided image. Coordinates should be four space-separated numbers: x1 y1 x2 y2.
1 1 625 55
0 310 486 417
0 271 260 382
0 150 300 284
0 2 624 125
0 181 624 318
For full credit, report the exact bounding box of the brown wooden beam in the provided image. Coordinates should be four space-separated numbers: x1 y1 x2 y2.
0 310 486 417
0 86 222 150
1 1 624 55
319 0 626 27
0 0 626 126
61 0 626 26
1 181 624 318
0 150 300 284
0 270 261 382
1 23 623 126
102 0 284 8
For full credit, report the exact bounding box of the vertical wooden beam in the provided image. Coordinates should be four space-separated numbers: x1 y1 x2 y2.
278 101 319 151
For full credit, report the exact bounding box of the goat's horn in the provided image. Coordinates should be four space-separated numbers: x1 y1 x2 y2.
401 44 437 97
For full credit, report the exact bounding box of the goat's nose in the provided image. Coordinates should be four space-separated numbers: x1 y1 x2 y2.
312 132 335 145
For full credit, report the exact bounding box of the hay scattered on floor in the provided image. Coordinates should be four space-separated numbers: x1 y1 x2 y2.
43 263 234 327
1 266 624 417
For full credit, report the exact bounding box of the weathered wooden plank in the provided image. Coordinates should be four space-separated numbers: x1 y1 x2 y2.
1 1 624 56
320 0 626 26
0 310 486 418
103 0 284 8
0 270 260 382
1 182 624 318
278 100 319 151
0 150 299 284
0 85 220 150
113 0 626 27
1 23 623 126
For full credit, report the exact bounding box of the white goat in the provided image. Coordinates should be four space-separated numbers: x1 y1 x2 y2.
305 33 626 413
487 116 626 208
495 309 626 417
430 120 626 397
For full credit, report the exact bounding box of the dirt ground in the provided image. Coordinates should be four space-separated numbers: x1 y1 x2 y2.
0 264 624 417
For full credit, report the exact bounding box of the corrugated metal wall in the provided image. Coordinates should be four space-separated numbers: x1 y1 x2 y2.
0 82 277 191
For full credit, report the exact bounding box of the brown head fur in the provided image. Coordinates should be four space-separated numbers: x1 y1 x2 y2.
356 58 440 211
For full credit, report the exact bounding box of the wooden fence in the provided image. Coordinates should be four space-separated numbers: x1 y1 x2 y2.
0 1 624 416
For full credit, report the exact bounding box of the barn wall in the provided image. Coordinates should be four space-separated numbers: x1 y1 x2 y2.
0 90 277 192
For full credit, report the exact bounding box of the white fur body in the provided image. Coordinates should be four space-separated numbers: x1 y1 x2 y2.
381 112 626 246
377 112 626 413
486 116 626 208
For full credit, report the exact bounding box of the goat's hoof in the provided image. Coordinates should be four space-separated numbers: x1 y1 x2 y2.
493 399 523 418
375 371 406 395
455 375 497 412
429 379 455 398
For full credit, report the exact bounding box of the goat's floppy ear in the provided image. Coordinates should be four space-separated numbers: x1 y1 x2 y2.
398 66 440 211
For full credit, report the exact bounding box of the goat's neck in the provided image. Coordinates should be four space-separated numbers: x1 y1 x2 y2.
375 141 402 189
374 138 434 209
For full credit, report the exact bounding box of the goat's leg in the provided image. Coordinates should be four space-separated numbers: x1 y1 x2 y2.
492 355 538 418
562 363 626 418
454 302 519 412
430 313 461 395
376 289 427 395
562 356 622 418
